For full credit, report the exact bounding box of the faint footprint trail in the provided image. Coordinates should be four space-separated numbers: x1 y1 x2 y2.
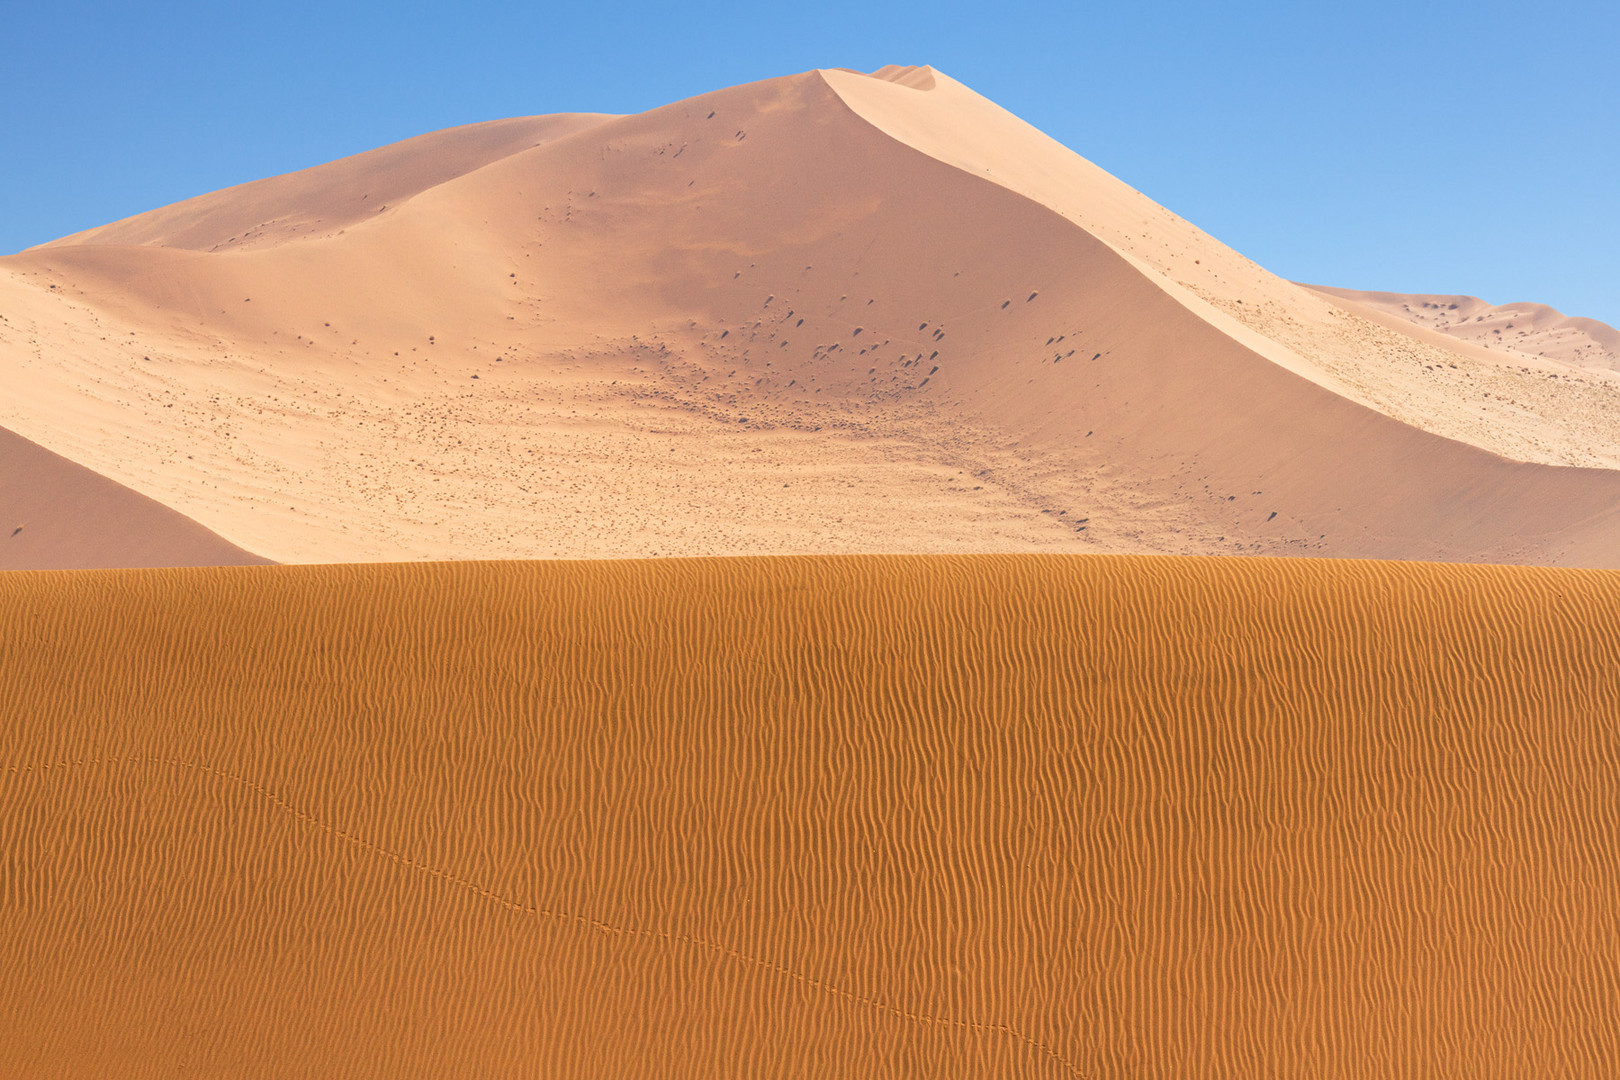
2 754 1090 1079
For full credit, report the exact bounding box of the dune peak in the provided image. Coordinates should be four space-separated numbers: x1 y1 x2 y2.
856 64 937 90
6 65 1620 568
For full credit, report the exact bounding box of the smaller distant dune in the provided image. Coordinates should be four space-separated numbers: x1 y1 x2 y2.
1307 284 1620 372
0 424 269 569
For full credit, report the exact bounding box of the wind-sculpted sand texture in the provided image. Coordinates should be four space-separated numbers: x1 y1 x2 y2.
3 554 1619 1077
7 68 1620 566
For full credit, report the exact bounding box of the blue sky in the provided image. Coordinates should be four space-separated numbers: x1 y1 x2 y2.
4 1 1615 324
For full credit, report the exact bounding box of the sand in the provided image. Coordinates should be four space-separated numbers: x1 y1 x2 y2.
8 59 1620 1080
0 423 269 569
3 553 1619 1077
42 113 613 253
1307 284 1620 372
826 67 1620 471
6 67 1620 567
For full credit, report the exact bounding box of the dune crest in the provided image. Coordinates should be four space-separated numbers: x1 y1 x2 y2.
863 64 938 90
823 66 1620 469
38 114 613 253
3 553 1619 1076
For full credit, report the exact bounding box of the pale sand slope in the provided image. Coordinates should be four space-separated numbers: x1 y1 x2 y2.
0 424 269 569
1306 284 1620 371
826 67 1620 469
42 113 613 252
6 67 1620 566
2 554 1619 1078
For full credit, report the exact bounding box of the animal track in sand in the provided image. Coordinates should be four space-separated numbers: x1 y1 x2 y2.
3 753 1090 1079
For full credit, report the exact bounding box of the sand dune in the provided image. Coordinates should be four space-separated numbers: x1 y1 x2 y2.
0 423 268 569
5 67 1620 567
824 67 1620 468
10 55 1619 1080
41 113 612 253
1307 285 1620 371
3 553 1619 1076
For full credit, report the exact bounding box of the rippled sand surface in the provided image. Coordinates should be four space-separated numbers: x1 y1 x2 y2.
3 554 1618 1077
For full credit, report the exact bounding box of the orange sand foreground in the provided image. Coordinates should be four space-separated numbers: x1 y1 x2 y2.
3 553 1619 1077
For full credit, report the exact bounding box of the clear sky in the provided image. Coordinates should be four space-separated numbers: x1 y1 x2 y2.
5 1 1615 324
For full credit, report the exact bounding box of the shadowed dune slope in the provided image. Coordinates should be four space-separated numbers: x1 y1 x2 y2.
3 554 1619 1077
6 68 1620 564
0 424 269 569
